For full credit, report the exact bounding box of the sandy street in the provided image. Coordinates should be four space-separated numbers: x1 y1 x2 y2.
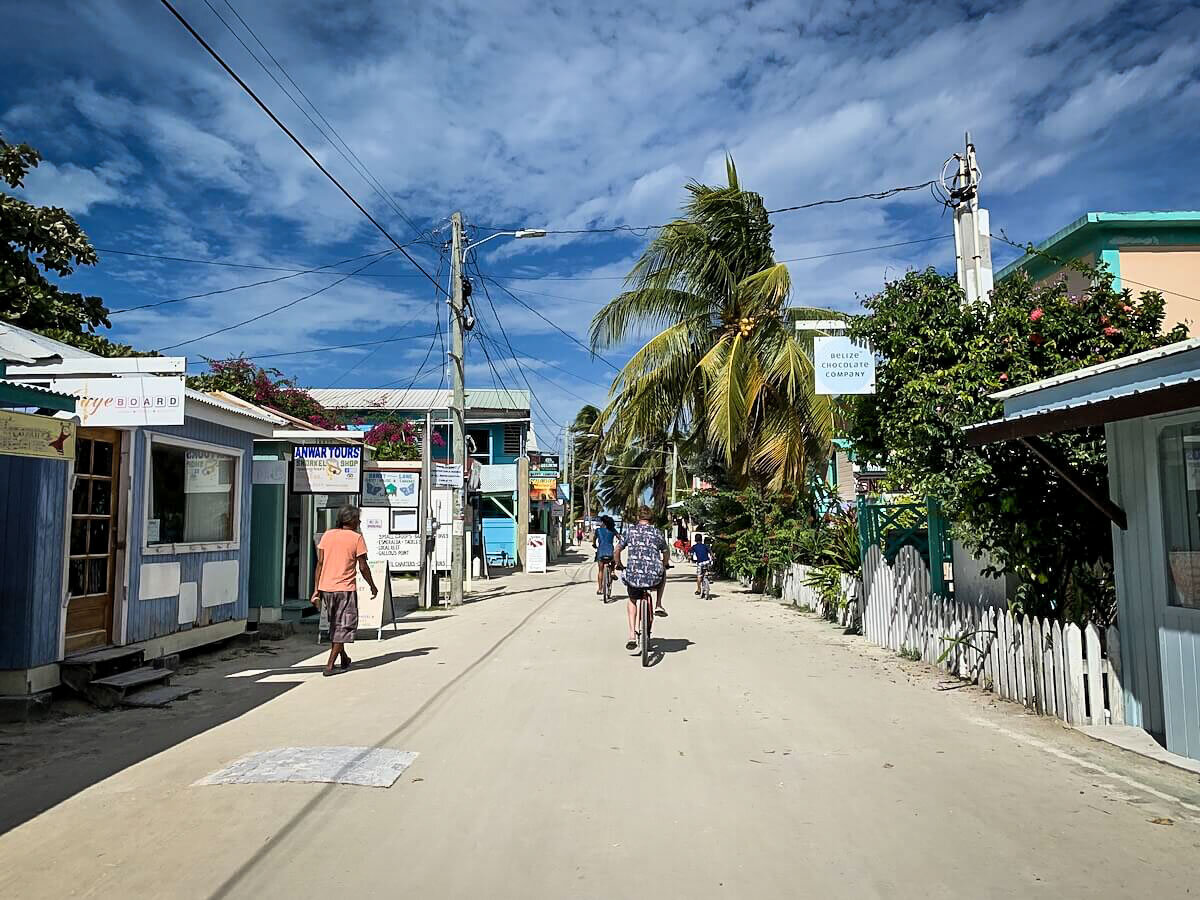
2 556 1198 899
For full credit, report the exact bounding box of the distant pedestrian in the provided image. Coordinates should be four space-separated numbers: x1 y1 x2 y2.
311 505 378 677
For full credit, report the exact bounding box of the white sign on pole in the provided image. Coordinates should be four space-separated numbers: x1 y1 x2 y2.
363 469 420 507
434 463 463 488
526 534 547 573
293 444 362 493
51 376 185 426
813 336 875 395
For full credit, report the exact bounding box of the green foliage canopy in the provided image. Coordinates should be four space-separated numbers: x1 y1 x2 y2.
846 264 1186 622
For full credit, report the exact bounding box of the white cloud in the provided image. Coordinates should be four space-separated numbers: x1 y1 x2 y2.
18 156 139 215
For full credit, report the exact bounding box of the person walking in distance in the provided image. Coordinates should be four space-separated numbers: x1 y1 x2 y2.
614 505 669 650
311 505 378 677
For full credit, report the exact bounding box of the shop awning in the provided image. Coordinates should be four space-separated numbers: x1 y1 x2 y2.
964 338 1200 446
0 378 76 412
963 338 1200 531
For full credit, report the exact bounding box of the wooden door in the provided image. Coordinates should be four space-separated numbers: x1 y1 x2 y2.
66 429 121 654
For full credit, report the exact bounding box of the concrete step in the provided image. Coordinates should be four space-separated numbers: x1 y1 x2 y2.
120 685 200 709
87 666 172 709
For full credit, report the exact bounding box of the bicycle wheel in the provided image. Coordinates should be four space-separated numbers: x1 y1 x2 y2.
640 593 652 667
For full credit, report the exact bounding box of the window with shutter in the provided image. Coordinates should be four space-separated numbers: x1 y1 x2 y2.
503 423 523 456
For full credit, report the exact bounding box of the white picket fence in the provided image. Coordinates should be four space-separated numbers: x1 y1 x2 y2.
780 564 860 628
787 545 1124 726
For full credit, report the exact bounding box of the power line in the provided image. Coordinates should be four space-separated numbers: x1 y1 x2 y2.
467 253 566 429
208 0 425 240
109 248 396 314
475 332 594 405
325 250 448 387
469 181 939 237
474 272 620 371
96 233 948 284
157 251 395 352
185 330 440 366
157 0 445 296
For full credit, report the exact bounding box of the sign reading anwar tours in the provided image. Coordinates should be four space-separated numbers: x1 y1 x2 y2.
813 336 875 395
292 444 362 493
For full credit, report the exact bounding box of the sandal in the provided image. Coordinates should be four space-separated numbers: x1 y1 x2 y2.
322 667 336 677
654 608 668 617
340 654 352 671
625 639 638 651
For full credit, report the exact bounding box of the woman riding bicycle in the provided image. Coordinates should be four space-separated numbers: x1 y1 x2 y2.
593 515 617 596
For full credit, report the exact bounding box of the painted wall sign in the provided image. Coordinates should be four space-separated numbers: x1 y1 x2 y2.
51 376 185 426
530 476 558 502
0 409 75 461
292 444 362 493
813 336 876 395
363 469 420 507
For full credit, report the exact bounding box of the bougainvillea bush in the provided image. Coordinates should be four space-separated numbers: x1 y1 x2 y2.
187 358 341 429
361 420 444 461
846 263 1186 623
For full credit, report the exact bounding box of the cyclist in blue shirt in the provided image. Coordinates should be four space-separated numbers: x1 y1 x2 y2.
593 515 617 595
690 533 714 595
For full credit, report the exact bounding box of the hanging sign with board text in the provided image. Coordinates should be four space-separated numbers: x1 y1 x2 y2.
51 376 185 426
813 336 875 395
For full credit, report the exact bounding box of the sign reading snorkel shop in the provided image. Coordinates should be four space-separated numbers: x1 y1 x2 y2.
813 336 875 395
292 444 362 493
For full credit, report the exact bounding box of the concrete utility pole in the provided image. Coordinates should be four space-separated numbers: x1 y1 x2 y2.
449 212 466 606
947 133 994 303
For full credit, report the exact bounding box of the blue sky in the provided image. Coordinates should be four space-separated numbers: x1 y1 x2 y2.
3 0 1199 447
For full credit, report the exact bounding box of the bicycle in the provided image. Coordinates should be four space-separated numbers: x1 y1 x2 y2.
632 584 654 667
698 561 712 601
598 558 615 603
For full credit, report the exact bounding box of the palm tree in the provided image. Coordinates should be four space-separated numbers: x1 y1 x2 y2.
590 158 833 490
569 405 604 520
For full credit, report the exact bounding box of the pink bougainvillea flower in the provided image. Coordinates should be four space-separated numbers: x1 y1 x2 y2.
1030 333 1044 345
1104 325 1119 337
1029 308 1044 322
1121 304 1134 313
999 372 1009 383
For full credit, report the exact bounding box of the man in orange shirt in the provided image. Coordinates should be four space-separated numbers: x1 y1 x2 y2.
311 505 378 677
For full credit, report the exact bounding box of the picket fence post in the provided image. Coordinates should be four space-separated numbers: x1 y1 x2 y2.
1064 623 1084 725
1106 624 1125 726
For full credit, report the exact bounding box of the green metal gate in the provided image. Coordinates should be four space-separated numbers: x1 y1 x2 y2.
857 496 954 596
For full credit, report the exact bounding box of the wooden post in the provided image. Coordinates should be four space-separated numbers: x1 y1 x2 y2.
1051 620 1067 723
1030 617 1045 715
516 455 530 570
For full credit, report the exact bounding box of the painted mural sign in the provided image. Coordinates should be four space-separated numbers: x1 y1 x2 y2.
51 376 185 426
0 409 75 461
813 337 875 395
363 469 420 507
292 444 362 493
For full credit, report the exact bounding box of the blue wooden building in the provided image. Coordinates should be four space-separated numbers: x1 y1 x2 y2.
0 326 274 696
967 338 1200 761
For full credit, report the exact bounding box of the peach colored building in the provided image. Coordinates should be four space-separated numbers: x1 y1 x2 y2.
997 212 1200 335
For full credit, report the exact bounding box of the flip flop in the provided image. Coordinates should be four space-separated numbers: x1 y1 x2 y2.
625 639 638 651
654 608 668 617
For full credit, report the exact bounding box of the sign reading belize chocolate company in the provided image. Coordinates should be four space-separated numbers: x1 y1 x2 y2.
813 336 875 395
0 410 76 461
292 444 362 493
52 376 185 426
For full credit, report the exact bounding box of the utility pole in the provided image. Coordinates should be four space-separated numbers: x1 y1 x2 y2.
948 133 994 303
564 429 573 543
449 212 466 606
418 411 432 609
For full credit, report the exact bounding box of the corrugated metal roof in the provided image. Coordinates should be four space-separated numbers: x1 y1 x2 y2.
308 387 530 412
186 389 283 425
0 324 97 362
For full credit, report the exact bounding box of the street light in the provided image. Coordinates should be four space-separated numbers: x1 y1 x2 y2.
446 216 546 605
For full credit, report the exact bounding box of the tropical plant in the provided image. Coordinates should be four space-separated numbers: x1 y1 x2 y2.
589 158 834 490
846 263 1186 623
188 357 342 428
363 421 421 461
1 136 142 356
594 433 680 522
569 405 604 519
